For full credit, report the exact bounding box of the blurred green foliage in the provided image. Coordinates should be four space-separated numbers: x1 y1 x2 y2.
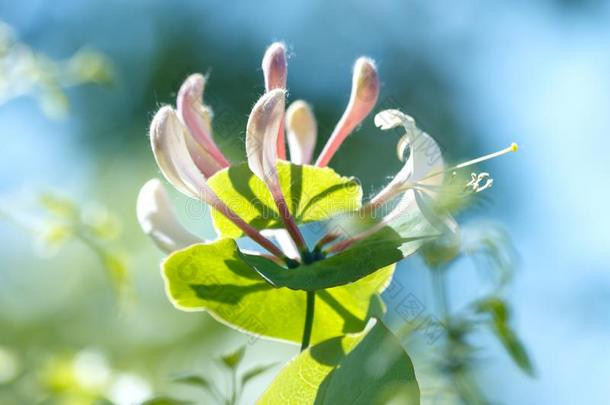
0 20 113 118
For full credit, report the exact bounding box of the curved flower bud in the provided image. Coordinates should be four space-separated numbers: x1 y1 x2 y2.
183 129 225 178
137 178 203 253
177 73 231 169
246 89 307 251
262 42 288 160
286 100 317 165
246 89 286 186
151 106 285 258
262 42 287 91
150 106 211 199
315 57 379 167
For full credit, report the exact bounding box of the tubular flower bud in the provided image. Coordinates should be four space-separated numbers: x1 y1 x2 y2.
177 73 230 169
262 42 287 91
246 89 286 187
246 89 307 251
150 106 212 199
262 42 288 159
286 100 317 165
315 57 379 167
150 106 283 258
136 178 203 253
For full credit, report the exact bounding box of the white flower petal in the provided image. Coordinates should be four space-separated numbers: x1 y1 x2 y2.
412 189 459 235
246 89 286 186
136 179 203 253
369 109 445 207
150 106 211 200
286 100 317 165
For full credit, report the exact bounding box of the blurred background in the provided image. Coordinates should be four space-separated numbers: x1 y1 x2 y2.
1 0 609 403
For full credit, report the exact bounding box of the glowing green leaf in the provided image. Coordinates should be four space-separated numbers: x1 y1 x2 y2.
207 161 362 238
162 239 394 345
258 320 419 404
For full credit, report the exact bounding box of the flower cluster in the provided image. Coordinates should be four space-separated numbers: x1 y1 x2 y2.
137 41 516 271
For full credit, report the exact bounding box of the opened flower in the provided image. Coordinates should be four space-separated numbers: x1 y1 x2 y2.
136 42 517 357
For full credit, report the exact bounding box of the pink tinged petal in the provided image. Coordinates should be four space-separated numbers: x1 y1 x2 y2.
183 132 224 178
286 100 317 165
150 106 211 199
246 89 286 188
137 178 204 253
262 42 288 160
177 73 231 168
315 57 379 167
150 107 285 258
262 42 287 91
246 89 307 251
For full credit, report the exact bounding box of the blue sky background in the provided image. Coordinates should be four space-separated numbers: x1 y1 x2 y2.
1 0 609 403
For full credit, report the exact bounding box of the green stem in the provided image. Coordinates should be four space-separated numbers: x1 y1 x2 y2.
431 266 449 322
300 291 315 351
229 368 237 405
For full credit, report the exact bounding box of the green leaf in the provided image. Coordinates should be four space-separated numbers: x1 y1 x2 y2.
173 373 212 389
162 239 394 344
493 323 535 376
207 161 362 238
475 298 535 376
220 345 246 369
258 319 419 404
243 227 425 291
241 363 278 386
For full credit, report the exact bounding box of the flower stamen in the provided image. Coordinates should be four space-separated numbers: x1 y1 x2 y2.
421 143 518 183
466 172 494 193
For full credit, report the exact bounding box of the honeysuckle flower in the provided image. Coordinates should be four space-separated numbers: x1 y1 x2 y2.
136 42 523 371
136 178 203 253
366 109 445 210
149 106 286 259
315 57 379 167
177 73 231 170
326 110 517 254
246 89 308 253
139 41 517 285
262 42 288 160
286 100 317 165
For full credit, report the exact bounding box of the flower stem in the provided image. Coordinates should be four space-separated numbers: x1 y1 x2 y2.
207 192 287 260
300 291 315 351
272 190 308 253
431 266 449 321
